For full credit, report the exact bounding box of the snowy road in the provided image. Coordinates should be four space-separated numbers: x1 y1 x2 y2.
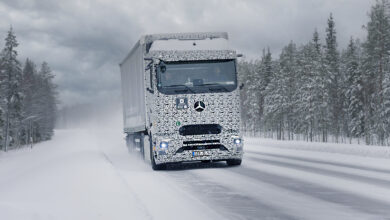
1 129 390 220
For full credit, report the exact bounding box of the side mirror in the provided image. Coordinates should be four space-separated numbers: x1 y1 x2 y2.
239 83 245 90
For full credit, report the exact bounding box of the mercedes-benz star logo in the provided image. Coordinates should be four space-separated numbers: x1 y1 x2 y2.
194 101 205 112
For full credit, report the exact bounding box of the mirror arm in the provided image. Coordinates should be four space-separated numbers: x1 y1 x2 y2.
147 88 154 94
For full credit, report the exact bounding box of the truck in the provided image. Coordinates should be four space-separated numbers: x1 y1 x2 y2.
119 32 243 170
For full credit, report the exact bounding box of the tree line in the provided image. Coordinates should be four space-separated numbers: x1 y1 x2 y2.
0 28 57 151
239 0 390 146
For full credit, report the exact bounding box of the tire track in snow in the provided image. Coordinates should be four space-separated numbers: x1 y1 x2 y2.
246 150 390 174
100 152 154 220
246 154 390 188
164 165 298 220
99 151 225 220
185 165 379 220
235 160 390 218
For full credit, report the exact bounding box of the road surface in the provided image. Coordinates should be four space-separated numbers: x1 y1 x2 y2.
1 129 390 220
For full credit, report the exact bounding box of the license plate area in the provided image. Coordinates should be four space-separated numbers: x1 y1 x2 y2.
192 150 211 157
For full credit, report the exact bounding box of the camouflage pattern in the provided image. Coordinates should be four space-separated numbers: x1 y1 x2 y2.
145 49 243 164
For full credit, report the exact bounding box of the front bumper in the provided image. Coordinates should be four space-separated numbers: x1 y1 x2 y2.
153 136 244 164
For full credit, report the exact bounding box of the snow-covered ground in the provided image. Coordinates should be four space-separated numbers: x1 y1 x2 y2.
1 128 390 220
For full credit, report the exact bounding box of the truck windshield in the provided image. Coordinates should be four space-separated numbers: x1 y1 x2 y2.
157 60 237 94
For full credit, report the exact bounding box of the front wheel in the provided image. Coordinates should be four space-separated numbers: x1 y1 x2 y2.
226 159 242 166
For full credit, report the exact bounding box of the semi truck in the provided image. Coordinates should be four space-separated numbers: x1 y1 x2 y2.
119 32 243 170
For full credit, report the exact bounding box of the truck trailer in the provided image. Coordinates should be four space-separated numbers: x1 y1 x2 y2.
119 32 243 170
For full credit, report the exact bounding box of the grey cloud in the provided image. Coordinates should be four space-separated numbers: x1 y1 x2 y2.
0 0 376 108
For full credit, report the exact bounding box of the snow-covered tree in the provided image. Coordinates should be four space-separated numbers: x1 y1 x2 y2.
362 0 390 145
0 27 23 151
382 68 390 143
238 60 256 134
258 48 273 118
36 62 57 141
0 28 58 151
264 42 298 140
0 104 3 147
237 1 390 145
324 14 343 142
295 32 326 142
21 58 39 145
0 52 4 146
343 38 365 142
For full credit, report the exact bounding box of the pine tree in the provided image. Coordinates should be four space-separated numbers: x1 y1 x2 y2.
254 48 273 135
324 14 343 142
264 63 285 140
362 0 390 145
0 53 4 147
264 42 298 140
0 27 23 151
344 38 365 141
245 60 262 135
283 42 299 140
311 29 330 142
32 62 57 141
238 60 257 134
296 35 325 142
0 105 3 147
21 58 38 145
382 68 390 143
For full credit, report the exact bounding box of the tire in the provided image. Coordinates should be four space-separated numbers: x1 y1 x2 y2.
143 135 151 163
138 133 145 160
126 134 135 153
226 159 242 166
149 135 166 170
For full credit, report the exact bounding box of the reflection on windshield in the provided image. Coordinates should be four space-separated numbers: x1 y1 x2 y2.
157 60 237 94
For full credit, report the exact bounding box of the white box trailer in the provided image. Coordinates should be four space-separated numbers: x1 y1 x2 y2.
120 41 146 133
120 32 244 170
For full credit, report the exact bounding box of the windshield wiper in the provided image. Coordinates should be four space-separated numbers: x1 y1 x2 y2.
165 84 195 93
202 83 230 92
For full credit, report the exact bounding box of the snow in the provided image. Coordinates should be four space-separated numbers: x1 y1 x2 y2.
150 38 230 51
0 129 222 220
0 130 149 220
1 128 390 219
245 137 390 170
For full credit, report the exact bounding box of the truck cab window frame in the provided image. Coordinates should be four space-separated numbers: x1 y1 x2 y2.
156 59 238 95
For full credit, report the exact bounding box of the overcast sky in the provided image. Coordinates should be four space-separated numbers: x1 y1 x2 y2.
0 0 376 108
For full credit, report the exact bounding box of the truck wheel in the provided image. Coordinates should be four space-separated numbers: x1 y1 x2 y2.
143 135 151 163
138 133 145 160
149 136 166 170
226 159 242 166
126 134 135 153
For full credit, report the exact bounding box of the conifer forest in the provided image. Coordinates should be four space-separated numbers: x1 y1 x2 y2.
0 28 57 151
239 0 390 146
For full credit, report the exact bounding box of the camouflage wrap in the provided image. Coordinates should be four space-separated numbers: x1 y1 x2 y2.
145 50 243 164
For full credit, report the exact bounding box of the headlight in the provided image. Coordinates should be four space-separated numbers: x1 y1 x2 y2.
234 138 242 144
160 141 169 149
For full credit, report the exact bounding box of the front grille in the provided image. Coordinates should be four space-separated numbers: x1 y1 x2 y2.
176 139 228 153
183 140 220 146
176 144 228 153
179 124 222 136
